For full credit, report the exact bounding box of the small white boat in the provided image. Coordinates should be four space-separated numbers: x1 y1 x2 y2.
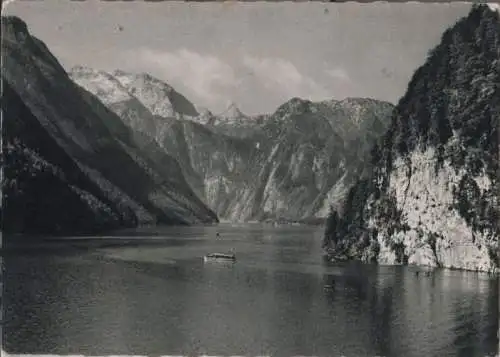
203 253 236 263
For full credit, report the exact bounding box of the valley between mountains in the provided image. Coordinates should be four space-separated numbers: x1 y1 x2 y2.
69 66 393 224
2 4 499 272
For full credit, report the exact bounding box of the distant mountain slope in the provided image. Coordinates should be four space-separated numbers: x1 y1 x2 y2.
112 69 199 118
201 102 269 138
69 66 159 137
323 4 499 272
71 68 394 223
2 16 218 236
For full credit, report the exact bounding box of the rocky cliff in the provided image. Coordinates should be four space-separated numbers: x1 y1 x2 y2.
70 69 394 223
2 16 218 236
323 4 500 273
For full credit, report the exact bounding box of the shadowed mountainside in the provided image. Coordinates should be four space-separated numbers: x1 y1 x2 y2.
2 16 218 236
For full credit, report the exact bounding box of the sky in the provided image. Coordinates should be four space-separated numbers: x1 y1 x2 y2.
3 0 472 115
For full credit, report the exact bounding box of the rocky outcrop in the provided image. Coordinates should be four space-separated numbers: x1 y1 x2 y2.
2 16 218 236
323 4 499 273
70 68 394 223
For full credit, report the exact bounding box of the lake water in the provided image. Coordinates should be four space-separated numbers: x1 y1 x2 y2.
2 224 499 357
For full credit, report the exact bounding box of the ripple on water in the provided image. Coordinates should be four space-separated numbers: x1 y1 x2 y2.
2 225 498 357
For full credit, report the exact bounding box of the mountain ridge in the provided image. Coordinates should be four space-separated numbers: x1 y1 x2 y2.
70 67 395 224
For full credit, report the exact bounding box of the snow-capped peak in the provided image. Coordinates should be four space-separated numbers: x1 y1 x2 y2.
112 70 173 93
219 101 246 120
109 69 198 118
110 69 136 88
69 65 133 104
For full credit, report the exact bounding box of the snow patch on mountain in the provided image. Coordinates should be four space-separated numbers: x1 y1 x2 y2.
70 66 132 104
112 70 177 118
112 70 199 118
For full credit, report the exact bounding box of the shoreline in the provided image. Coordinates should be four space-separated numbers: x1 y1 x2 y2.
323 251 500 275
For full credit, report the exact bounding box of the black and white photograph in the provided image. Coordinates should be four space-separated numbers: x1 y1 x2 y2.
1 1 499 356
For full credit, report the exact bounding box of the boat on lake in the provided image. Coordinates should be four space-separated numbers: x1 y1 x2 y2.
203 253 236 263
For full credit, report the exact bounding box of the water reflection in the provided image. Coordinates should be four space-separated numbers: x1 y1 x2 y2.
3 226 499 357
320 265 394 357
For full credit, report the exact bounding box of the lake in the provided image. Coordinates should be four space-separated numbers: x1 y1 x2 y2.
2 224 499 357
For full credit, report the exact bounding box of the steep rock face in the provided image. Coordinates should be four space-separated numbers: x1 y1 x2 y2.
239 97 394 222
71 68 394 223
2 16 218 236
155 119 254 215
323 5 499 272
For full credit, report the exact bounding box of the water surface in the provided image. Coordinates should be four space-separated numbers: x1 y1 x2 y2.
3 224 499 356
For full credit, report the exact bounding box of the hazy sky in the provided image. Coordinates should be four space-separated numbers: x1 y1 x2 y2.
4 1 471 114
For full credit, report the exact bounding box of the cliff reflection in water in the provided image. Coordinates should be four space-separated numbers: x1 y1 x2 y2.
3 226 498 357
321 265 498 357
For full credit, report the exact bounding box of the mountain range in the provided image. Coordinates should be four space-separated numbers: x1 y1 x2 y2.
69 68 394 223
3 5 498 273
2 14 393 235
323 4 500 273
2 15 218 235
